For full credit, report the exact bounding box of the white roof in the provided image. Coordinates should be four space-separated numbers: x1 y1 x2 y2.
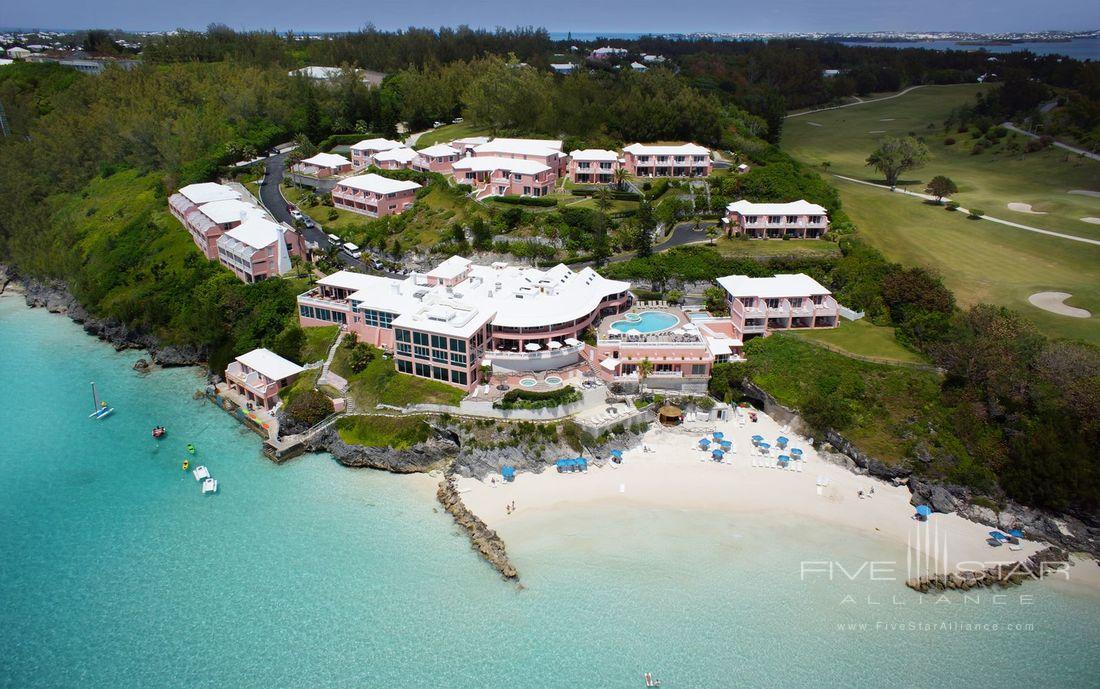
198 199 268 224
550 63 575 70
725 199 827 216
336 173 421 194
351 137 404 153
372 147 418 164
298 152 351 168
570 149 619 162
178 182 240 205
716 273 831 298
222 217 285 250
236 348 304 380
453 156 550 175
705 337 742 356
452 136 491 146
290 66 343 80
417 143 459 157
630 62 648 70
600 357 621 371
623 142 710 156
472 138 563 157
311 261 631 338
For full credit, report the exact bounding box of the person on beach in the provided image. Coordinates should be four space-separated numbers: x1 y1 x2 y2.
858 490 864 499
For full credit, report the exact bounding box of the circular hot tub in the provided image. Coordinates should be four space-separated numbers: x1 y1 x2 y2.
544 376 563 386
518 378 538 387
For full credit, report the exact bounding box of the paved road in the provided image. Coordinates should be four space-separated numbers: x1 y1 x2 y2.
786 85 928 119
833 174 1100 247
655 220 719 251
1001 122 1100 163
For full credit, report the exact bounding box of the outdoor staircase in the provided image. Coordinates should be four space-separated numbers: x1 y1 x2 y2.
316 328 349 393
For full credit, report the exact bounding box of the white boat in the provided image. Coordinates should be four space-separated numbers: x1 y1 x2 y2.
201 478 218 494
87 382 114 419
192 465 210 481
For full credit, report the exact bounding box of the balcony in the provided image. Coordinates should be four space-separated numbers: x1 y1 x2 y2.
226 362 276 397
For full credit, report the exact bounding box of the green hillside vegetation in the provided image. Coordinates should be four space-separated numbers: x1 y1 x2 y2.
330 343 465 408
335 416 431 450
791 319 927 364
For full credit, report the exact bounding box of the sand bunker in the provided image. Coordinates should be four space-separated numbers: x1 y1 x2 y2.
1081 217 1100 225
806 122 823 127
1068 190 1100 198
1028 292 1091 318
1007 202 1046 214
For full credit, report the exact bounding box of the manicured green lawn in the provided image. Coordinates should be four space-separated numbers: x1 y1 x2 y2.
711 237 841 258
281 184 366 235
414 122 491 149
335 415 431 449
835 179 1100 344
298 325 338 364
782 83 1100 242
330 345 466 408
788 320 926 364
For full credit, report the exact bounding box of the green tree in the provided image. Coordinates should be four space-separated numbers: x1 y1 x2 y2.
634 223 653 258
866 136 930 187
348 343 375 373
283 390 334 427
925 175 958 204
703 286 728 315
591 213 611 266
638 358 654 383
272 324 306 363
613 167 630 190
593 187 613 213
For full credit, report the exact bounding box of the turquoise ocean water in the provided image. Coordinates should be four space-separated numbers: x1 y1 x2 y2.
2 293 1099 688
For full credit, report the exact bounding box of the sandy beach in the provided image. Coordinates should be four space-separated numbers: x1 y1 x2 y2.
457 408 1100 590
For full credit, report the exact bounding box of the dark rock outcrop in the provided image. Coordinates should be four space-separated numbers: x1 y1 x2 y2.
905 546 1070 593
306 426 457 473
437 475 518 580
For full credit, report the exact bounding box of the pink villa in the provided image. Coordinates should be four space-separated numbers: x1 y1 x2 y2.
224 348 304 411
297 257 633 391
215 216 304 283
331 174 421 217
413 143 462 173
717 273 839 339
168 183 270 259
471 138 568 176
622 143 712 178
293 152 353 178
567 149 621 184
723 200 829 239
452 157 553 199
371 147 418 170
450 136 491 155
350 138 405 169
169 182 240 227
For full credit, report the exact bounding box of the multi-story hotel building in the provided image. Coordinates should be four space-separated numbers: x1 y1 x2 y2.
567 149 621 184
349 137 405 169
292 152 353 178
215 216 304 283
723 200 830 239
717 273 839 339
621 143 711 178
413 143 462 173
451 157 554 199
224 348 304 410
331 174 421 218
371 147 418 170
297 257 633 390
168 182 267 260
470 138 568 176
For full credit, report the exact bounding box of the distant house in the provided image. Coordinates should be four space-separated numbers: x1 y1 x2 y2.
290 65 386 87
630 61 648 72
215 216 303 283
471 137 567 176
723 200 829 239
293 152 353 178
412 143 461 173
567 149 621 184
550 63 576 74
6 47 30 59
371 147 418 171
591 46 628 60
822 69 842 78
225 348 304 410
331 174 421 218
349 137 404 169
452 157 554 199
641 54 667 64
621 143 712 178
450 136 491 156
718 273 839 338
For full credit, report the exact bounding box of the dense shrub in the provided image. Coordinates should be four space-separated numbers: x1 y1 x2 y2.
943 137 956 145
494 386 582 410
493 195 558 207
283 390 334 427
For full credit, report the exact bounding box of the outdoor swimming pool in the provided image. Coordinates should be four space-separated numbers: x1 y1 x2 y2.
610 311 679 334
544 376 563 386
519 378 538 387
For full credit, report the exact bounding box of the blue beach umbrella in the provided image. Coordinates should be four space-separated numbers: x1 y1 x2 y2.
610 449 623 457
712 449 724 459
758 442 771 450
778 454 790 464
712 431 724 440
777 436 789 446
1007 529 1024 538
698 438 711 447
751 434 763 444
790 448 803 457
989 531 1007 541
502 466 516 480
720 440 732 449
916 505 932 518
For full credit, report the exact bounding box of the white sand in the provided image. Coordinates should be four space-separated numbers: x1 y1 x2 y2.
1028 291 1092 318
458 410 1098 587
1068 189 1100 198
1007 202 1046 214
1081 217 1100 225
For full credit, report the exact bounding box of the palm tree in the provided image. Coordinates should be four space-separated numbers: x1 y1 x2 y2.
706 226 720 245
594 187 613 213
613 167 629 191
638 358 654 384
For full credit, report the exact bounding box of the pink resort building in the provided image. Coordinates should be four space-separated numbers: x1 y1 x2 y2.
452 157 553 199
471 138 568 176
215 216 304 283
350 138 405 169
621 143 712 178
718 273 839 339
297 257 633 391
331 174 421 218
723 200 830 239
169 182 239 224
450 136 491 155
412 143 462 173
168 183 272 260
224 348 304 411
293 152 353 178
371 147 418 170
567 149 621 184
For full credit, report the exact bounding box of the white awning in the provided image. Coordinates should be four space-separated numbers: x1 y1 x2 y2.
547 340 563 349
524 342 542 351
564 337 581 346
600 357 621 372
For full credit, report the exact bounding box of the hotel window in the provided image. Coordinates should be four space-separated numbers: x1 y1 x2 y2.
415 362 431 377
786 216 798 223
450 353 466 367
432 366 448 381
745 216 758 224
768 215 781 223
432 350 447 364
451 370 468 385
692 364 707 375
513 173 522 181
299 305 315 319
397 359 412 373
523 186 530 195
414 345 430 360
431 334 447 349
450 338 466 352
396 329 411 343
396 343 411 355
413 331 429 346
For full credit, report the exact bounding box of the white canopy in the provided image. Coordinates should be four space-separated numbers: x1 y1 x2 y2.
547 340 563 349
564 337 582 346
600 357 621 372
524 342 542 351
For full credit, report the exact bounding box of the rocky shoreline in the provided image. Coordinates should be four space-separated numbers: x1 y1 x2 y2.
740 379 1100 560
304 425 459 473
905 546 1070 593
437 475 519 580
0 265 205 367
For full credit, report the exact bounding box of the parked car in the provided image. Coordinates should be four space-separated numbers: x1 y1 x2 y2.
433 121 443 128
303 218 315 228
327 233 340 243
290 209 303 221
342 242 361 259
452 117 463 124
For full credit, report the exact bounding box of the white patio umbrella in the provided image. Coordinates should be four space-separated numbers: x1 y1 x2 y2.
564 337 582 346
547 341 563 349
682 323 699 331
626 328 642 336
524 342 542 351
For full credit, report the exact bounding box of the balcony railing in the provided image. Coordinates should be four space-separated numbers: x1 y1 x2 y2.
485 343 584 360
226 363 277 396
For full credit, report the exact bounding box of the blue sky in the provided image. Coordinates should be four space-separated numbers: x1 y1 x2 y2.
2 0 1097 34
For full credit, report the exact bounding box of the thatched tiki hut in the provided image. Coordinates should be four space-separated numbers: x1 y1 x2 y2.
658 404 683 426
